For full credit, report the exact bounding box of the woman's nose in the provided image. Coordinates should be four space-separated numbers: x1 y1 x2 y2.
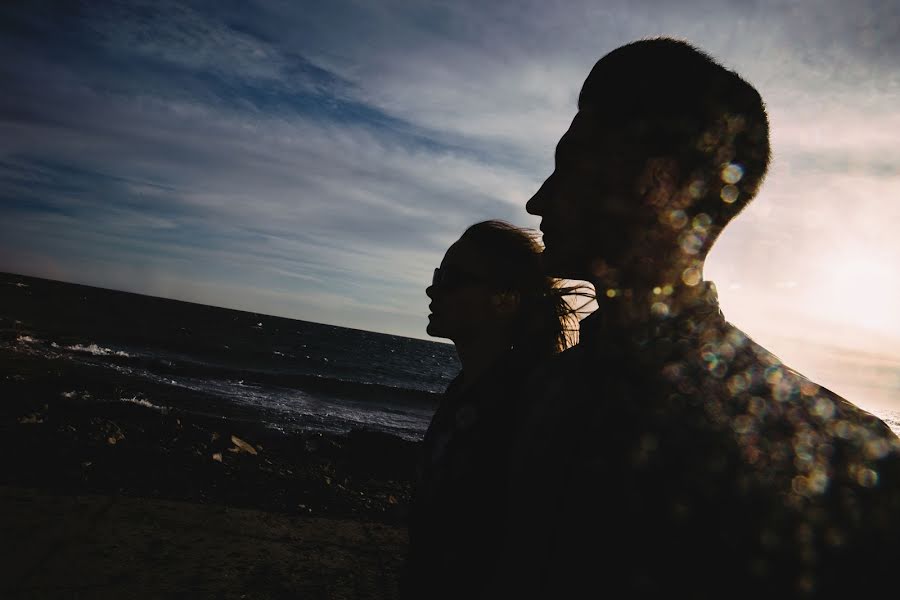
425 284 435 299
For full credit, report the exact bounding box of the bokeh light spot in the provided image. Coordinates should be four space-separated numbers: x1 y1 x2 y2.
679 231 703 255
812 397 835 420
651 301 670 317
721 162 744 184
692 213 712 231
682 266 702 286
856 467 879 488
865 438 890 460
688 179 707 199
667 209 688 229
720 184 739 204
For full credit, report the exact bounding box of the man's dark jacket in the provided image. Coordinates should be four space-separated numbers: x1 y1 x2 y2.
498 282 900 598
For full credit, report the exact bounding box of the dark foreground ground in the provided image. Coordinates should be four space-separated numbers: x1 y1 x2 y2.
0 345 421 599
1 487 407 599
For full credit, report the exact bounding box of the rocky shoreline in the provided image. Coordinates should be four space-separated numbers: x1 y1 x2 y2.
0 346 421 522
0 344 426 597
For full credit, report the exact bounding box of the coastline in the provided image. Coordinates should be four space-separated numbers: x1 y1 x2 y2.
1 346 421 598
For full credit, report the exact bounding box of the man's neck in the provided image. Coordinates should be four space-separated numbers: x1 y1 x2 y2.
588 260 709 327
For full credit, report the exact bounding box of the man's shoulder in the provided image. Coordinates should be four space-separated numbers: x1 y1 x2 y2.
721 323 893 431
671 320 893 426
676 321 900 487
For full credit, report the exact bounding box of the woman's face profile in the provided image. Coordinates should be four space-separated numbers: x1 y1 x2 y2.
425 238 498 344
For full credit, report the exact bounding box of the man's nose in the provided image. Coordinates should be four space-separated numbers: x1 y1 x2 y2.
526 176 550 215
425 284 435 299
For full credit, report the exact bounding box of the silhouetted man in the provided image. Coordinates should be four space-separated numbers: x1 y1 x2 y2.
501 38 900 598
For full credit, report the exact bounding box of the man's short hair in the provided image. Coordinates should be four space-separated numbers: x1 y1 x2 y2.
579 38 771 229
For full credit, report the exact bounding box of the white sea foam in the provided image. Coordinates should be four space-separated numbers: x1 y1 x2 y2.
120 396 169 414
66 343 131 357
871 408 900 437
16 335 37 343
61 390 77 399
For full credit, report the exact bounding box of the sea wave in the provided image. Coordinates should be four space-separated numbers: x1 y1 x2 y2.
66 343 131 357
104 351 443 407
120 396 170 414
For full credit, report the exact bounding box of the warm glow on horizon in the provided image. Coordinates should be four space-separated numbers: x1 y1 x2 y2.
814 250 896 331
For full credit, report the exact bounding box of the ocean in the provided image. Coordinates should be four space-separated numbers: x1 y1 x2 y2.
3 272 899 441
1 272 457 441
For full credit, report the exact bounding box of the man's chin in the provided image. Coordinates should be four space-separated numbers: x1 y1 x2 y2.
541 247 591 280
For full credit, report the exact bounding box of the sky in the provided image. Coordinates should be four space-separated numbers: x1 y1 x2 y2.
1 1 899 411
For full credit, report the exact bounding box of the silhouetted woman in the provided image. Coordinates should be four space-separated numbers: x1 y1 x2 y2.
401 220 585 599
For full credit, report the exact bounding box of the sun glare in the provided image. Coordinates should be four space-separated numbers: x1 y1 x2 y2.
814 251 896 331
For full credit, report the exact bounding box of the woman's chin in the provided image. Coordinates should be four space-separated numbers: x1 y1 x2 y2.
426 316 444 338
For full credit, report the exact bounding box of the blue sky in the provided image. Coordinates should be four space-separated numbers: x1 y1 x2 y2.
2 0 899 410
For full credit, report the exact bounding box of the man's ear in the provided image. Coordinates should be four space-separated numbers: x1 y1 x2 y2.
636 156 680 211
490 291 520 317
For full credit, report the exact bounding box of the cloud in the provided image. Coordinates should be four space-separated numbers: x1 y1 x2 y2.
1 0 899 356
82 1 287 82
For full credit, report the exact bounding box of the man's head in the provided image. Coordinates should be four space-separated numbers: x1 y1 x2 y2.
527 38 771 283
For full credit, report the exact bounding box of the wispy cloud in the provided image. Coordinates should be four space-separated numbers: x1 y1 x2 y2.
1 0 898 415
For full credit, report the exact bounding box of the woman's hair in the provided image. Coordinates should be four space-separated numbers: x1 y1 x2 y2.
459 220 591 357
